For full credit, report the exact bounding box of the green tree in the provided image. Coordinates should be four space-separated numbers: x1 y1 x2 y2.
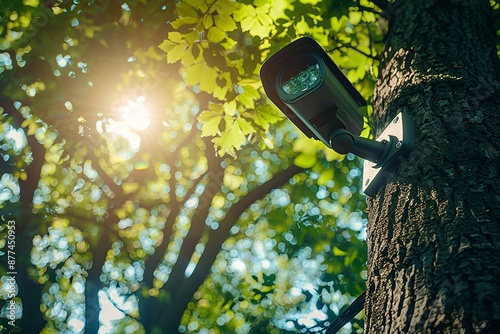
1 1 367 333
161 0 500 331
1 0 499 333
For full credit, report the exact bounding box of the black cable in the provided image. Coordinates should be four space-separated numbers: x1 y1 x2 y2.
325 290 366 334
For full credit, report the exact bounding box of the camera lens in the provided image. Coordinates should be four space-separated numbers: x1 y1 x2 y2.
280 58 321 95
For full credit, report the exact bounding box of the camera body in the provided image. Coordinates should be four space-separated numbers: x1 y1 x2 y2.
260 37 366 147
261 37 414 197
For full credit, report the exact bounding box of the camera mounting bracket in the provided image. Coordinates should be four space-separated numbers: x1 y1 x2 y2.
362 112 415 196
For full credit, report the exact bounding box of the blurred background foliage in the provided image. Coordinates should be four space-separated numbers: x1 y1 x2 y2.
0 0 399 332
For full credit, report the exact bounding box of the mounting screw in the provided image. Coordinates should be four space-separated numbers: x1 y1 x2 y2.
396 141 402 149
393 116 399 124
365 178 370 186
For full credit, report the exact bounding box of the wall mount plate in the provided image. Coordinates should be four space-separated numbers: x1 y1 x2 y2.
362 112 415 197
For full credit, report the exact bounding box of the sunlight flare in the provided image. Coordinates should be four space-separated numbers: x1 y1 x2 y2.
119 96 151 131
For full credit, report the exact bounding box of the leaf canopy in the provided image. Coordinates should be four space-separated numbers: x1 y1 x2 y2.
0 0 429 332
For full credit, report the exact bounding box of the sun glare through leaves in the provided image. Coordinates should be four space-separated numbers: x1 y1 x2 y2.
119 96 151 131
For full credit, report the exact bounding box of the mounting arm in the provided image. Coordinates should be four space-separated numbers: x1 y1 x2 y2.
329 112 415 196
329 129 393 165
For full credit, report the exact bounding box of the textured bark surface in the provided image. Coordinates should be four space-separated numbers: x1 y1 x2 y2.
365 0 500 333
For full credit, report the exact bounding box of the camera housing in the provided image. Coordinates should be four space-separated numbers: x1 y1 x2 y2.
260 37 366 147
260 37 415 196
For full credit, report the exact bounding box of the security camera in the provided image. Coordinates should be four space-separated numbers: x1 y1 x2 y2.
260 37 414 196
260 37 366 147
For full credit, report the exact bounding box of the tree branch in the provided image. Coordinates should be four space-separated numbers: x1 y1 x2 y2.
83 146 123 196
139 136 218 333
328 44 380 61
163 158 224 294
159 164 304 332
141 130 208 289
141 169 209 288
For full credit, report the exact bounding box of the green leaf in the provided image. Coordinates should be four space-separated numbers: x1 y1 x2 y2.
324 148 344 161
203 14 214 29
191 43 201 59
330 16 347 33
296 16 309 35
211 0 239 15
293 152 317 168
344 249 358 266
213 119 247 155
333 246 348 256
239 96 254 110
167 31 184 43
236 118 255 135
244 85 259 98
184 62 219 93
199 66 219 93
184 62 205 85
223 100 237 116
363 10 376 23
262 273 276 287
240 15 256 33
199 109 223 137
185 0 208 12
214 14 237 32
159 38 189 64
293 136 319 155
214 84 230 100
349 11 362 25
249 20 267 38
177 2 199 18
254 0 271 7
158 39 176 52
233 4 254 22
167 43 187 63
317 168 334 186
253 104 283 130
201 115 222 137
23 0 39 8
256 12 273 27
238 85 259 109
170 16 200 29
207 26 227 43
184 31 200 44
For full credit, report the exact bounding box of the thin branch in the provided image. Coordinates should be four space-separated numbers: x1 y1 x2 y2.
328 43 380 61
105 289 138 319
165 124 200 207
141 169 209 288
173 120 200 156
62 209 129 251
87 152 123 195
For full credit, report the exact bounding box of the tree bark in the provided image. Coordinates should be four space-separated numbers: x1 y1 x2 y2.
365 0 500 333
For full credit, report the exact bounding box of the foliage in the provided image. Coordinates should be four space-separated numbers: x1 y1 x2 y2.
0 0 406 333
159 0 383 156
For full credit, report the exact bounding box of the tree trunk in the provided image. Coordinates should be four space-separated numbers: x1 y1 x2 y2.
0 95 47 332
365 0 500 333
14 212 46 334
